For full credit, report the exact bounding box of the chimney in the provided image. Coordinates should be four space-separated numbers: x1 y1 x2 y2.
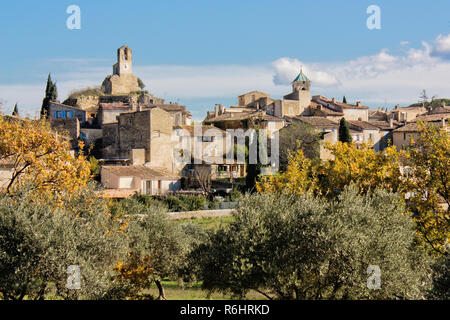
332 97 336 103
441 101 446 108
137 103 142 112
389 117 394 128
442 118 446 127
219 104 224 114
356 101 361 107
214 105 218 117
395 104 400 110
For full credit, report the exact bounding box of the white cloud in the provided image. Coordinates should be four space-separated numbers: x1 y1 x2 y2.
432 34 450 59
272 57 339 88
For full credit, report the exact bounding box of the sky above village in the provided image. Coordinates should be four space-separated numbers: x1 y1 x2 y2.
1 0 450 120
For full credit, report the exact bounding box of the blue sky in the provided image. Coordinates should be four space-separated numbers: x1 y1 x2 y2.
1 0 450 119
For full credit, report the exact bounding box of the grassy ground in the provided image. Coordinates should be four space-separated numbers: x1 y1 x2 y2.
175 215 235 231
147 280 266 300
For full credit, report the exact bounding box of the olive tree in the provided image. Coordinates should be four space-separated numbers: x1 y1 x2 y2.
116 198 205 300
188 187 432 299
0 184 130 300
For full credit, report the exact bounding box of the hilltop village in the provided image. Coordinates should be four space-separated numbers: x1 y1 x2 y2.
24 46 450 198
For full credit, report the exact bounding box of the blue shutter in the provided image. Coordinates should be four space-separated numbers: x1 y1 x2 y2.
68 111 73 118
54 111 58 118
61 110 66 118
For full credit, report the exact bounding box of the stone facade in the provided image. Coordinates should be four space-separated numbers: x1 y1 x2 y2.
115 108 175 172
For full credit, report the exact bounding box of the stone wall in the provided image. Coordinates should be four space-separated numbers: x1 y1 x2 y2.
50 118 80 141
102 74 140 95
102 123 119 158
238 91 270 106
343 109 369 121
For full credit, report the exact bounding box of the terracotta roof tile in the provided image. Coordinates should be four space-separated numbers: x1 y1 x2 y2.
102 165 180 179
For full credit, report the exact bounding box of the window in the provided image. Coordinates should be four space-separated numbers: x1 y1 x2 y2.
67 111 73 118
202 136 213 142
60 110 66 118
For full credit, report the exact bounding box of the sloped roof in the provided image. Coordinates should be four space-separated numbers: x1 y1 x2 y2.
427 105 450 115
393 120 447 132
238 90 270 97
99 103 131 110
348 120 380 131
97 188 138 199
204 110 284 123
174 125 226 136
102 165 180 179
293 71 310 82
415 113 450 122
293 116 339 128
312 96 369 110
368 120 402 130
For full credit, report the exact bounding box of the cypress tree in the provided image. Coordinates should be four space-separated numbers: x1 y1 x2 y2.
338 118 352 144
12 103 19 117
343 96 347 104
40 73 58 118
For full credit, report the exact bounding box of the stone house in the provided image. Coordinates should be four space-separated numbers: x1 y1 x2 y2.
102 107 176 173
347 120 384 151
392 118 448 150
310 96 369 121
204 110 285 133
173 125 246 180
289 116 339 160
49 102 87 123
388 105 427 123
101 165 181 197
238 91 272 108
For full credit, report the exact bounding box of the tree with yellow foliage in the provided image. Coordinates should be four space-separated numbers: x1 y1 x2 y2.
0 115 91 202
257 141 405 198
405 121 449 255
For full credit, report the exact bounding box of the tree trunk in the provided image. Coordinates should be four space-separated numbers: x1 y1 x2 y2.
154 279 167 300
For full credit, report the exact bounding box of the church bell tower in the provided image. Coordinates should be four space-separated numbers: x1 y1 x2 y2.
113 46 133 76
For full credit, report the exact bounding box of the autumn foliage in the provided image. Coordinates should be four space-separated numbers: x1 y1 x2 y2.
0 115 91 202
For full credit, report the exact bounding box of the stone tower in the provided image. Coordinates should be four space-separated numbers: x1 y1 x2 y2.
113 46 133 76
102 46 140 95
291 68 311 94
282 68 311 115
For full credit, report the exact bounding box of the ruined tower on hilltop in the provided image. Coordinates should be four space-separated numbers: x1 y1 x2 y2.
102 46 140 95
